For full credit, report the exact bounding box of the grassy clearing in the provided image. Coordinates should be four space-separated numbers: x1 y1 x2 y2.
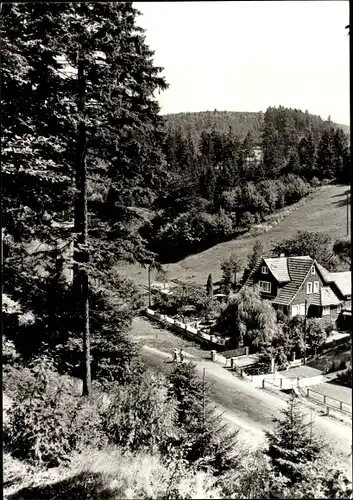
115 184 350 287
4 448 222 500
131 316 211 360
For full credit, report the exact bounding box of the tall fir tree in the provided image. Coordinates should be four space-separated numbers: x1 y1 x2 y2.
297 131 317 179
317 127 336 180
264 394 324 485
206 273 213 298
2 2 169 394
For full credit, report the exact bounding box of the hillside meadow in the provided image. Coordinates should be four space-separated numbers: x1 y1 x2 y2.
114 183 350 287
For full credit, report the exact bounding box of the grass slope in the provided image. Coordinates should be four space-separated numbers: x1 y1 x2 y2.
115 184 350 287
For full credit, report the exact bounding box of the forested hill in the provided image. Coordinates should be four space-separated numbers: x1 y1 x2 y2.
164 111 264 142
163 109 349 144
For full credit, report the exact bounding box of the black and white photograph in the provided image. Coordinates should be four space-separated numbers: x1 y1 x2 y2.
2 1 351 498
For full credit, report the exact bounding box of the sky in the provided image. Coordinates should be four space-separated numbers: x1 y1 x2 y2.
136 1 350 125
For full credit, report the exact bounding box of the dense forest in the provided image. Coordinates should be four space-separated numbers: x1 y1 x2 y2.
144 107 350 262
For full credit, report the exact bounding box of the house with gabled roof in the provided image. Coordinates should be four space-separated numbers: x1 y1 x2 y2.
244 255 351 319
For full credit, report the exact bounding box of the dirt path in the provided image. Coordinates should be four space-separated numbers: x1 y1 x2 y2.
131 315 211 360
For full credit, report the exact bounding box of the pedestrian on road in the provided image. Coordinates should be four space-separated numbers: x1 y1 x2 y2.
173 349 179 363
179 348 185 363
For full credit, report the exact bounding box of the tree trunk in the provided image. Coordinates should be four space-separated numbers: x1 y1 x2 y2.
73 51 91 399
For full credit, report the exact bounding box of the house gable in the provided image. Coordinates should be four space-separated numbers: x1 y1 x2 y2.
246 257 280 298
291 261 327 306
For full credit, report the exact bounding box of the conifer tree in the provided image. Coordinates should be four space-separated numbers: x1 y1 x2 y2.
297 131 317 179
206 273 213 299
199 165 217 204
2 2 168 396
264 394 325 485
317 127 336 179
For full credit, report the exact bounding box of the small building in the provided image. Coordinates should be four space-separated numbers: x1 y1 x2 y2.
244 255 351 320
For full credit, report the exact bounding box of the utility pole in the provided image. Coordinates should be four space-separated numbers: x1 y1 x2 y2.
73 49 91 400
148 264 151 308
303 298 308 365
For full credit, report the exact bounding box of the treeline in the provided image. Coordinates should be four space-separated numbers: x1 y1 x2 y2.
146 106 350 262
145 106 350 262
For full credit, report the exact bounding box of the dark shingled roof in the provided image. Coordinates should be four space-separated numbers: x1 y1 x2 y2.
245 255 343 307
272 257 313 306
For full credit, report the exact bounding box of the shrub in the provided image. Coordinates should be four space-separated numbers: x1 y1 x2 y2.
310 176 321 188
283 174 310 205
239 211 256 228
5 358 106 467
335 366 352 388
320 317 335 336
339 359 348 371
2 336 21 365
101 371 177 454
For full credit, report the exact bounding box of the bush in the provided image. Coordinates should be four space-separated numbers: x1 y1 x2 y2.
335 366 352 388
101 371 177 454
4 358 106 467
239 211 256 228
283 174 310 205
2 336 21 365
339 359 348 371
320 317 335 336
310 176 321 188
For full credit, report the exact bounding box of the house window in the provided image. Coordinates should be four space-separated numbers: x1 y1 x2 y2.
322 306 330 316
337 304 342 313
311 265 315 275
261 266 268 274
307 282 313 294
313 282 319 293
299 303 306 316
259 281 271 293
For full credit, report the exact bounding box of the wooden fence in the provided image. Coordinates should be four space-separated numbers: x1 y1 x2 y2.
306 387 352 415
262 378 352 416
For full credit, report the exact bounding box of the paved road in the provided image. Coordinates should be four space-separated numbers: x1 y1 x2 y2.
137 318 352 478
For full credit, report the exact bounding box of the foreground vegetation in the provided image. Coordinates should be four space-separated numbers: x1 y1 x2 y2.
3 349 352 499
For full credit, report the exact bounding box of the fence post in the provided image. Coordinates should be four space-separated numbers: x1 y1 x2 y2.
340 401 343 411
323 395 326 404
280 377 283 388
262 379 265 389
306 388 309 397
326 406 330 416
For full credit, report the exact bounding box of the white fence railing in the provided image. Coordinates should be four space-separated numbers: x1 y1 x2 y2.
145 309 229 347
262 377 352 416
